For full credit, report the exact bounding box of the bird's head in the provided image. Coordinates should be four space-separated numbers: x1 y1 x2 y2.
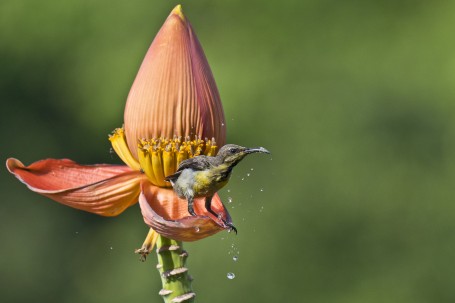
216 144 270 166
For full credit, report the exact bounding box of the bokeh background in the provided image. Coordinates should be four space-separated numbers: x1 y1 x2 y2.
2 0 455 302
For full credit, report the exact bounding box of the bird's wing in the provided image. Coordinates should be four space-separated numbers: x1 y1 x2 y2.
164 156 212 182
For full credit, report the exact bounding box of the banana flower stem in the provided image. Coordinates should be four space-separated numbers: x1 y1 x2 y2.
156 235 195 303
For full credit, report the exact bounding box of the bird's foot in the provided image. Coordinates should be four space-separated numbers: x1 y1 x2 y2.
215 214 237 234
225 221 237 235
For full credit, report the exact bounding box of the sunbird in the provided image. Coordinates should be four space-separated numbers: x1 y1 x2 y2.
165 144 270 233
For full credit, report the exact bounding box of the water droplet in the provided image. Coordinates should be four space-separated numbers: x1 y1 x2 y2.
250 168 254 171
241 178 245 181
233 256 238 261
228 197 233 203
260 188 264 192
259 206 264 212
75 231 79 235
227 189 231 193
110 246 113 250
227 272 236 279
221 123 225 126
194 226 200 232
247 173 250 177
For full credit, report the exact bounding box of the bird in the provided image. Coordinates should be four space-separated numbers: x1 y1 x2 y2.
164 144 270 233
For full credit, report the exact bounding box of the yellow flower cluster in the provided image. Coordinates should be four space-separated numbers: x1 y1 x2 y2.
109 127 218 187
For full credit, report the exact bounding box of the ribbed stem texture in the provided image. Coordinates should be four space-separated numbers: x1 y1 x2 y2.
156 235 195 303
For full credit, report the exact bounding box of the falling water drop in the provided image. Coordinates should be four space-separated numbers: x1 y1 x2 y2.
233 256 238 261
227 272 236 280
228 197 233 203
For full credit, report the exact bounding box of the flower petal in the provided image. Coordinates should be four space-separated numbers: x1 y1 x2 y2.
6 158 144 216
124 5 226 159
139 181 232 241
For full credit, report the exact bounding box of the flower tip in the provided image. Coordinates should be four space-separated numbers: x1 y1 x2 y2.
6 157 23 174
170 4 185 21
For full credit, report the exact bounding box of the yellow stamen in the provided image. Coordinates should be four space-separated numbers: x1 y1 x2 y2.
177 145 189 165
205 138 217 156
163 147 176 180
109 128 141 170
137 137 218 187
138 144 158 185
152 149 166 187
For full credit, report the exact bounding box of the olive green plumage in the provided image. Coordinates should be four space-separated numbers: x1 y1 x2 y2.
165 144 270 233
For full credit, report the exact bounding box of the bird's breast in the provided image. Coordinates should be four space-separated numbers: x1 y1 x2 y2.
191 166 231 197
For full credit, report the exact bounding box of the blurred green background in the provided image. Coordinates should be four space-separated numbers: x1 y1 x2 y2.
2 0 455 302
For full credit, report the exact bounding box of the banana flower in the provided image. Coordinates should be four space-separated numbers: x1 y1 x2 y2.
6 5 231 251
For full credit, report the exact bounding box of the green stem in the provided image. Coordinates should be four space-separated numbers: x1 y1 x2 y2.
156 235 195 303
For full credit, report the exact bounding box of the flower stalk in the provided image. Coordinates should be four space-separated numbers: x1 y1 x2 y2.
156 235 195 303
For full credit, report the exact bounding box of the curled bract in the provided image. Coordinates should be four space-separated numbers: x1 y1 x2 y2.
139 181 232 241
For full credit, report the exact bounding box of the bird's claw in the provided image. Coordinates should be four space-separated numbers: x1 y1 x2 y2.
225 222 237 234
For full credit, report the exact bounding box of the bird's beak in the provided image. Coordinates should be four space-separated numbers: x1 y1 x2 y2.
245 147 271 154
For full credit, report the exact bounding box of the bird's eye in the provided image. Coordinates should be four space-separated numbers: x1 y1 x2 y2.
229 148 238 154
